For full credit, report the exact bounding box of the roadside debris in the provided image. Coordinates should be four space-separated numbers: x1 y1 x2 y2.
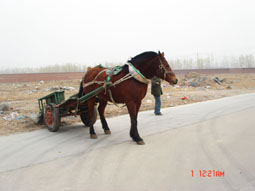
48 86 75 92
213 77 227 85
23 83 29 88
214 78 221 85
16 115 23 120
190 81 200 87
181 96 188 100
26 113 41 124
24 90 37 94
166 93 171 99
21 86 77 94
2 112 18 121
181 72 210 87
179 72 232 89
0 102 9 111
2 111 41 125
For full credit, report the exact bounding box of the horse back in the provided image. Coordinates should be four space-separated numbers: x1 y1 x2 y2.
83 66 148 103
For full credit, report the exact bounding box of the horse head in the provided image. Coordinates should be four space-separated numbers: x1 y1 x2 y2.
127 51 178 85
156 51 178 85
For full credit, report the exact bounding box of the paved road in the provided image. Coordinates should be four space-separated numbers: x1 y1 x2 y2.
0 93 255 191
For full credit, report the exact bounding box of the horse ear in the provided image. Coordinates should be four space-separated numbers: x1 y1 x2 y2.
158 51 161 55
162 52 165 57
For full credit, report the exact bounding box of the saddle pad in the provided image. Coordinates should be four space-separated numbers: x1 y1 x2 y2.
105 65 124 76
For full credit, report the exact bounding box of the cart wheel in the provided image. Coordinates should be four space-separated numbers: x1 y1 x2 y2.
80 105 97 127
44 103 60 132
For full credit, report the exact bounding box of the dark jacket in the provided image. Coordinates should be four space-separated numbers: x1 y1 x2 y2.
151 76 163 96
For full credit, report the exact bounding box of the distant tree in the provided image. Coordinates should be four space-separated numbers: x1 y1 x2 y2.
239 54 255 68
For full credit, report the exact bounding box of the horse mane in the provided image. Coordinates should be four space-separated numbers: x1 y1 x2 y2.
128 51 158 64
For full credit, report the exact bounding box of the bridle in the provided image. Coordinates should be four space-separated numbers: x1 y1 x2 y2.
157 56 175 80
130 53 175 81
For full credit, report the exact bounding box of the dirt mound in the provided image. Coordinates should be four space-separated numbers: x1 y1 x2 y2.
179 72 230 89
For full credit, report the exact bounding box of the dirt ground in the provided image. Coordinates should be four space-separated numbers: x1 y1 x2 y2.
1 72 255 136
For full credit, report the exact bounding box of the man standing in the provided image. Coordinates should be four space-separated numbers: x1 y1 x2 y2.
151 76 163 115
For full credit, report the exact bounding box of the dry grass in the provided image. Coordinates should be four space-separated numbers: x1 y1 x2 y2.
1 73 255 136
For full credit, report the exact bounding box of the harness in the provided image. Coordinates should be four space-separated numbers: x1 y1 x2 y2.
82 56 172 105
128 62 150 84
82 63 149 106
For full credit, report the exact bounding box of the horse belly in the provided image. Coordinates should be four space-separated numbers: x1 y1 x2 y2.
109 79 148 103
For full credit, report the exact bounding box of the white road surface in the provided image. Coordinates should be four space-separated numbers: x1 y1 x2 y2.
0 93 255 191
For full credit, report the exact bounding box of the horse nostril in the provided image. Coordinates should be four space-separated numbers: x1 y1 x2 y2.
170 79 177 85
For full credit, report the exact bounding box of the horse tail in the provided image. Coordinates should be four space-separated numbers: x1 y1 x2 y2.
78 67 92 98
78 80 84 98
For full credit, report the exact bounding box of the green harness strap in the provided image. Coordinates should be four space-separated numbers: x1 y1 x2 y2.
127 62 146 79
106 65 124 82
96 63 146 82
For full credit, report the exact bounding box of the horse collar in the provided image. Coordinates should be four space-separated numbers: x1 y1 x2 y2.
127 62 150 84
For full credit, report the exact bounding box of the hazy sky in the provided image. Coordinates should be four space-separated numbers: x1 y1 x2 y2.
0 0 254 69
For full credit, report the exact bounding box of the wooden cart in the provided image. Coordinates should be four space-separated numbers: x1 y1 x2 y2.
38 81 112 132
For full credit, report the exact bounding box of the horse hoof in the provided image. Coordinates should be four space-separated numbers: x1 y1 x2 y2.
137 140 145 145
104 130 111 135
90 134 97 139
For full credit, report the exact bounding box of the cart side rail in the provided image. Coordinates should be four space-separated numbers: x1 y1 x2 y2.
38 91 65 113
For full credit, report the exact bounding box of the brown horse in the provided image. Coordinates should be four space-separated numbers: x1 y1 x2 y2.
79 51 177 145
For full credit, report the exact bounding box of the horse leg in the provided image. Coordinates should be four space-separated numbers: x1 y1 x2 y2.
98 100 111 135
126 101 144 145
88 99 97 139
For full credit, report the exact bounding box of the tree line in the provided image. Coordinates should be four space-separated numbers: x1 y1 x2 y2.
1 54 254 74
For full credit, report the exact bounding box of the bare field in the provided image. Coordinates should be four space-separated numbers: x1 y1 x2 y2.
1 73 255 136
